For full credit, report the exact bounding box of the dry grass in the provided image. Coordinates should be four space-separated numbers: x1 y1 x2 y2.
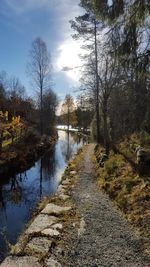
94 136 150 254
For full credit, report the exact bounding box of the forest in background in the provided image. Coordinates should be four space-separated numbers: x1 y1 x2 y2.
0 38 58 174
68 0 150 153
70 0 149 249
0 38 58 151
0 0 149 258
0 0 150 172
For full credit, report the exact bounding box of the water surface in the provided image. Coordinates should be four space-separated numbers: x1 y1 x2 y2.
0 130 86 262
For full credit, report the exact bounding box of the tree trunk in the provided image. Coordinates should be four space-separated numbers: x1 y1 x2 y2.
103 99 109 155
0 135 2 153
12 134 14 144
94 20 100 144
67 106 69 132
40 84 43 136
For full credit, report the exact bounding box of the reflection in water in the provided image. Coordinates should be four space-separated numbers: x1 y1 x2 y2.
0 185 5 210
67 132 70 161
40 159 43 199
0 130 86 262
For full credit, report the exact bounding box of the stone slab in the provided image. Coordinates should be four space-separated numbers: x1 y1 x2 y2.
10 235 28 255
0 256 41 267
62 179 70 185
51 223 63 230
41 203 71 216
59 194 70 201
57 185 66 194
41 228 60 237
70 171 77 175
26 237 52 255
26 214 57 234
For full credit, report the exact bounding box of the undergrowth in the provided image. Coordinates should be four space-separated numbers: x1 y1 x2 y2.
94 134 150 255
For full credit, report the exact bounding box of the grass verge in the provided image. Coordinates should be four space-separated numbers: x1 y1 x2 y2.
94 135 150 255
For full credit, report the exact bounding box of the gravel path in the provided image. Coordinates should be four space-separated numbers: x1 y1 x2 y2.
63 144 149 267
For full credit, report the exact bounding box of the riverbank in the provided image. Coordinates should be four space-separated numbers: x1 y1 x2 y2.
56 126 90 139
0 130 84 264
0 134 57 178
0 148 82 267
1 144 149 266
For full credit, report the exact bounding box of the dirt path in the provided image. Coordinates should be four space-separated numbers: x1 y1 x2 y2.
61 144 149 267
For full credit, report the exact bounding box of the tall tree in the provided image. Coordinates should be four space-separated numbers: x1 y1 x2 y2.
98 50 119 154
42 88 58 135
76 94 94 131
70 10 102 143
27 37 52 135
79 0 150 140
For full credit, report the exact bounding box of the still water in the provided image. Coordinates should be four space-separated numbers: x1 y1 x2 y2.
0 130 86 262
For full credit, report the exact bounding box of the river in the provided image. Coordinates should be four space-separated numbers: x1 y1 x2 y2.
0 130 86 262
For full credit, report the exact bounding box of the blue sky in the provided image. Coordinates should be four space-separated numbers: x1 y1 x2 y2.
0 0 84 100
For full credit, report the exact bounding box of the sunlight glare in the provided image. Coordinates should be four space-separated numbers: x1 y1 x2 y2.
57 40 83 81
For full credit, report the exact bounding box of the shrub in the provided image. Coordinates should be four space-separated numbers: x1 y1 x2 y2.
24 128 40 144
140 130 150 147
116 186 128 210
105 154 124 175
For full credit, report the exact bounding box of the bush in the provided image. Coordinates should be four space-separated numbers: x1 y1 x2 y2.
24 128 40 144
105 154 124 175
116 186 128 210
140 130 150 146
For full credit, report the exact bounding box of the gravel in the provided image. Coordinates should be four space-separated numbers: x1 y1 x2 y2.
61 144 150 267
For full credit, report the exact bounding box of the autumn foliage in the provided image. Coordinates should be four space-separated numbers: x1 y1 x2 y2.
0 111 24 152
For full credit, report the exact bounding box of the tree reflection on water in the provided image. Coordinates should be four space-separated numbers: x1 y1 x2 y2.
0 130 86 262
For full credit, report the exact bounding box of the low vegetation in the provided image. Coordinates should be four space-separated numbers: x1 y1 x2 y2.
0 120 57 176
94 133 150 254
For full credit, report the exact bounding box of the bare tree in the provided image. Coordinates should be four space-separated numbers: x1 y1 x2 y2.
70 11 102 143
27 37 51 135
61 95 77 131
98 47 119 154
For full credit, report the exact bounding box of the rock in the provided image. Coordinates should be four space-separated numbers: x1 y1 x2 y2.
10 235 28 255
58 185 65 190
78 218 86 237
136 146 150 164
51 223 63 230
41 203 71 216
26 214 57 234
45 257 62 267
57 185 66 194
41 228 60 237
62 179 70 185
0 256 41 267
99 153 108 167
59 193 70 201
25 237 52 255
70 171 77 175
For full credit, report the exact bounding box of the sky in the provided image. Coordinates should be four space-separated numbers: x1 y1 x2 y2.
0 0 85 100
